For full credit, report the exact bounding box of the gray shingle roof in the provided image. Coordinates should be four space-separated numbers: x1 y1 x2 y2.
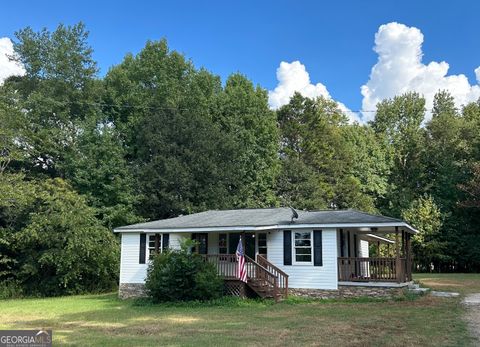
114 208 414 232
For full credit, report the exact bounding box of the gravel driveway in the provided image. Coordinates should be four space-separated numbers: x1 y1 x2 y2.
463 293 480 345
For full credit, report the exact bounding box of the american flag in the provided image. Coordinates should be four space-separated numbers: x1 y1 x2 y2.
236 237 247 283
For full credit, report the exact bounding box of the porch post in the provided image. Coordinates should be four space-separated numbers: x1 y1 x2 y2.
395 226 401 283
406 233 412 281
155 233 160 254
241 231 246 255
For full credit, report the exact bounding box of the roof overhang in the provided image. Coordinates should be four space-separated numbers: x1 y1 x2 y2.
362 233 395 244
114 222 417 234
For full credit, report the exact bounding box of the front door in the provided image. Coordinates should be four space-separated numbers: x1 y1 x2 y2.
228 233 256 258
192 233 208 254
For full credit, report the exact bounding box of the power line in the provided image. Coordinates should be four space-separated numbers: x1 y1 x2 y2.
0 95 436 114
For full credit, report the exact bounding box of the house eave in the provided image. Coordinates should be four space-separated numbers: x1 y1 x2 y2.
114 222 417 234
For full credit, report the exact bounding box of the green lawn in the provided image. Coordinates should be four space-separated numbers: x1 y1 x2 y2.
414 273 480 294
0 287 474 347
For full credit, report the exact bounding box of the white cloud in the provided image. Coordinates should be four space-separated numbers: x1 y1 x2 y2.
268 61 361 123
0 37 25 84
361 22 480 122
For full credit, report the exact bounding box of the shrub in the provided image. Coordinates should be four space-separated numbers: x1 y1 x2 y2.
145 249 223 302
192 261 224 300
0 280 24 300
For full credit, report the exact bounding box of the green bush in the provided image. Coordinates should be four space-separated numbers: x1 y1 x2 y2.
145 249 223 302
0 281 24 300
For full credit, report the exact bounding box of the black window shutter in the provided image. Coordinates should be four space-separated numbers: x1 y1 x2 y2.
283 230 292 265
354 234 358 258
139 234 146 264
162 233 170 251
313 230 323 266
339 229 344 257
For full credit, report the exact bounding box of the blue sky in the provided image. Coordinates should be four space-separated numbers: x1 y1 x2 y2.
1 0 479 120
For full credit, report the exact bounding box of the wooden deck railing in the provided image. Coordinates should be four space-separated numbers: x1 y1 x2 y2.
256 254 289 298
201 254 238 278
338 257 411 282
201 254 288 301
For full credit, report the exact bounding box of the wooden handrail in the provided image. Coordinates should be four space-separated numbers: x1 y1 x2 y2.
256 254 289 277
256 254 289 299
201 254 288 301
245 255 280 302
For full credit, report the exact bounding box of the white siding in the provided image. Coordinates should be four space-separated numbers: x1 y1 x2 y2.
359 239 370 277
359 239 369 257
208 232 219 254
267 228 338 290
120 230 339 289
119 232 185 284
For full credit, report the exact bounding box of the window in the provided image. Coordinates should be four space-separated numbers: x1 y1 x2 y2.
257 233 267 257
148 234 162 259
294 231 312 263
192 233 208 255
219 234 227 254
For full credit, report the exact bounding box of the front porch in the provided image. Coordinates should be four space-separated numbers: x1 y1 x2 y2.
337 226 413 284
201 253 289 302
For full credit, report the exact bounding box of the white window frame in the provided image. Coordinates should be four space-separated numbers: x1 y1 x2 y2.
148 233 163 260
256 232 267 258
292 230 313 265
218 233 228 255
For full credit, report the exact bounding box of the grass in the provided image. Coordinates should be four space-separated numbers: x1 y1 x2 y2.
414 273 480 294
0 288 473 346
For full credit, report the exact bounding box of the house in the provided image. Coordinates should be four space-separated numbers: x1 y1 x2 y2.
114 208 417 300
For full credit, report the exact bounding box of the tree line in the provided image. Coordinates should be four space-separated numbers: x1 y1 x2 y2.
0 23 479 296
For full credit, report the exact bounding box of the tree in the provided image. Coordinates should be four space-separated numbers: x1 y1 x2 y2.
104 40 280 219
343 124 392 210
402 195 446 271
372 92 426 216
62 117 140 228
277 93 374 210
6 23 100 178
459 163 480 209
215 74 280 208
0 178 119 296
2 23 139 228
424 91 466 210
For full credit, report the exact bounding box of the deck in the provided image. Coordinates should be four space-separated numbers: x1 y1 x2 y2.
201 254 289 301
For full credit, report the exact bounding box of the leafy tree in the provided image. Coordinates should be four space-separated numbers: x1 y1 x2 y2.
104 40 280 219
343 124 392 210
2 23 139 228
402 195 446 271
215 74 280 207
424 91 467 210
459 163 480 209
6 23 100 177
134 107 240 219
277 93 374 210
0 177 119 296
62 117 140 228
372 92 426 216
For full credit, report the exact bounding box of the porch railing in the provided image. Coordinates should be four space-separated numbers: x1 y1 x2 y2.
338 257 411 282
201 254 288 301
256 254 289 298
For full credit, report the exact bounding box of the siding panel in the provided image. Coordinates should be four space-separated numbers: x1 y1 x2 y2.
267 228 338 290
120 232 186 284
